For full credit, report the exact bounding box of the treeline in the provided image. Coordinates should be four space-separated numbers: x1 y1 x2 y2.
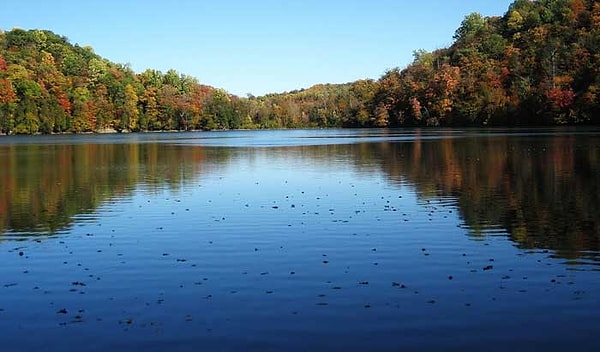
372 0 600 126
273 0 600 127
0 28 235 134
0 0 599 134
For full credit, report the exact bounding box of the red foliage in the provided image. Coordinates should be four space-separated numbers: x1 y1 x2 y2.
411 97 422 118
0 55 7 72
545 88 574 109
57 92 72 113
500 67 511 81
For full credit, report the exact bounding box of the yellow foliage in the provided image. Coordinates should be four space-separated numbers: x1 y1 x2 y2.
507 10 524 31
553 75 573 88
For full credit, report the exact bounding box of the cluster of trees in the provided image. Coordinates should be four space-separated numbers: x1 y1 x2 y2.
372 0 600 126
0 0 599 134
0 28 239 134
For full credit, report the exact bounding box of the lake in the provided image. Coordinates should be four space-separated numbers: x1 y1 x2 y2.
0 128 599 351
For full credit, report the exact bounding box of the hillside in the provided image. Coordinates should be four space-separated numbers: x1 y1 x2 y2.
371 0 600 126
0 0 599 134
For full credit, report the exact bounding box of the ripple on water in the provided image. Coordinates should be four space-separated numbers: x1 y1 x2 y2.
1 129 599 351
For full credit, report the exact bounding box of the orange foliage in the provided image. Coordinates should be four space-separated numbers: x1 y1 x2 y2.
569 0 586 21
0 78 17 104
411 97 422 118
592 3 600 30
0 55 7 71
57 93 71 113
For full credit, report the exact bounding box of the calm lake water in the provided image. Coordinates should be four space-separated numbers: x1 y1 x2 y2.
1 128 599 351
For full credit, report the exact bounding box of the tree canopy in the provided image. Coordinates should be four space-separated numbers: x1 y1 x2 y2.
0 0 599 134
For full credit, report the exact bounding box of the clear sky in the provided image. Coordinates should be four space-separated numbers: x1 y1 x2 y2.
0 0 515 96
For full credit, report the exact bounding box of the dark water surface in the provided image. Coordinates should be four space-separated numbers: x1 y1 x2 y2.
1 128 599 351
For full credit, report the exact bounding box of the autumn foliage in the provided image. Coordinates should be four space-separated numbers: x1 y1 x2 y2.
0 0 599 134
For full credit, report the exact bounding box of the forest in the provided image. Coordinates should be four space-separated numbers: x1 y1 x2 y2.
0 0 599 134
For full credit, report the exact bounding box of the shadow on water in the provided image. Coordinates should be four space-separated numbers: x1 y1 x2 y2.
0 129 598 263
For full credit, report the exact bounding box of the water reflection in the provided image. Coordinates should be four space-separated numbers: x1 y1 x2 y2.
0 143 228 235
1 131 598 263
359 133 599 262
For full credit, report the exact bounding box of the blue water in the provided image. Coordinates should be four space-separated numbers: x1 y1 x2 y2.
0 128 598 351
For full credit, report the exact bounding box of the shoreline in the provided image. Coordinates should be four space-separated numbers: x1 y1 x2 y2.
0 125 598 137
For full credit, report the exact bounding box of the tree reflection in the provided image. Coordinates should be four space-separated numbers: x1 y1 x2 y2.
357 132 599 259
1 132 598 262
0 143 225 235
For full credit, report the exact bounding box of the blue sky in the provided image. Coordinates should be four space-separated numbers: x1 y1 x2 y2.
1 0 514 96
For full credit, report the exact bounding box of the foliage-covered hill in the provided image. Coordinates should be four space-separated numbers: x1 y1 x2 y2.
244 0 600 128
1 0 599 134
372 0 600 126
0 28 228 134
